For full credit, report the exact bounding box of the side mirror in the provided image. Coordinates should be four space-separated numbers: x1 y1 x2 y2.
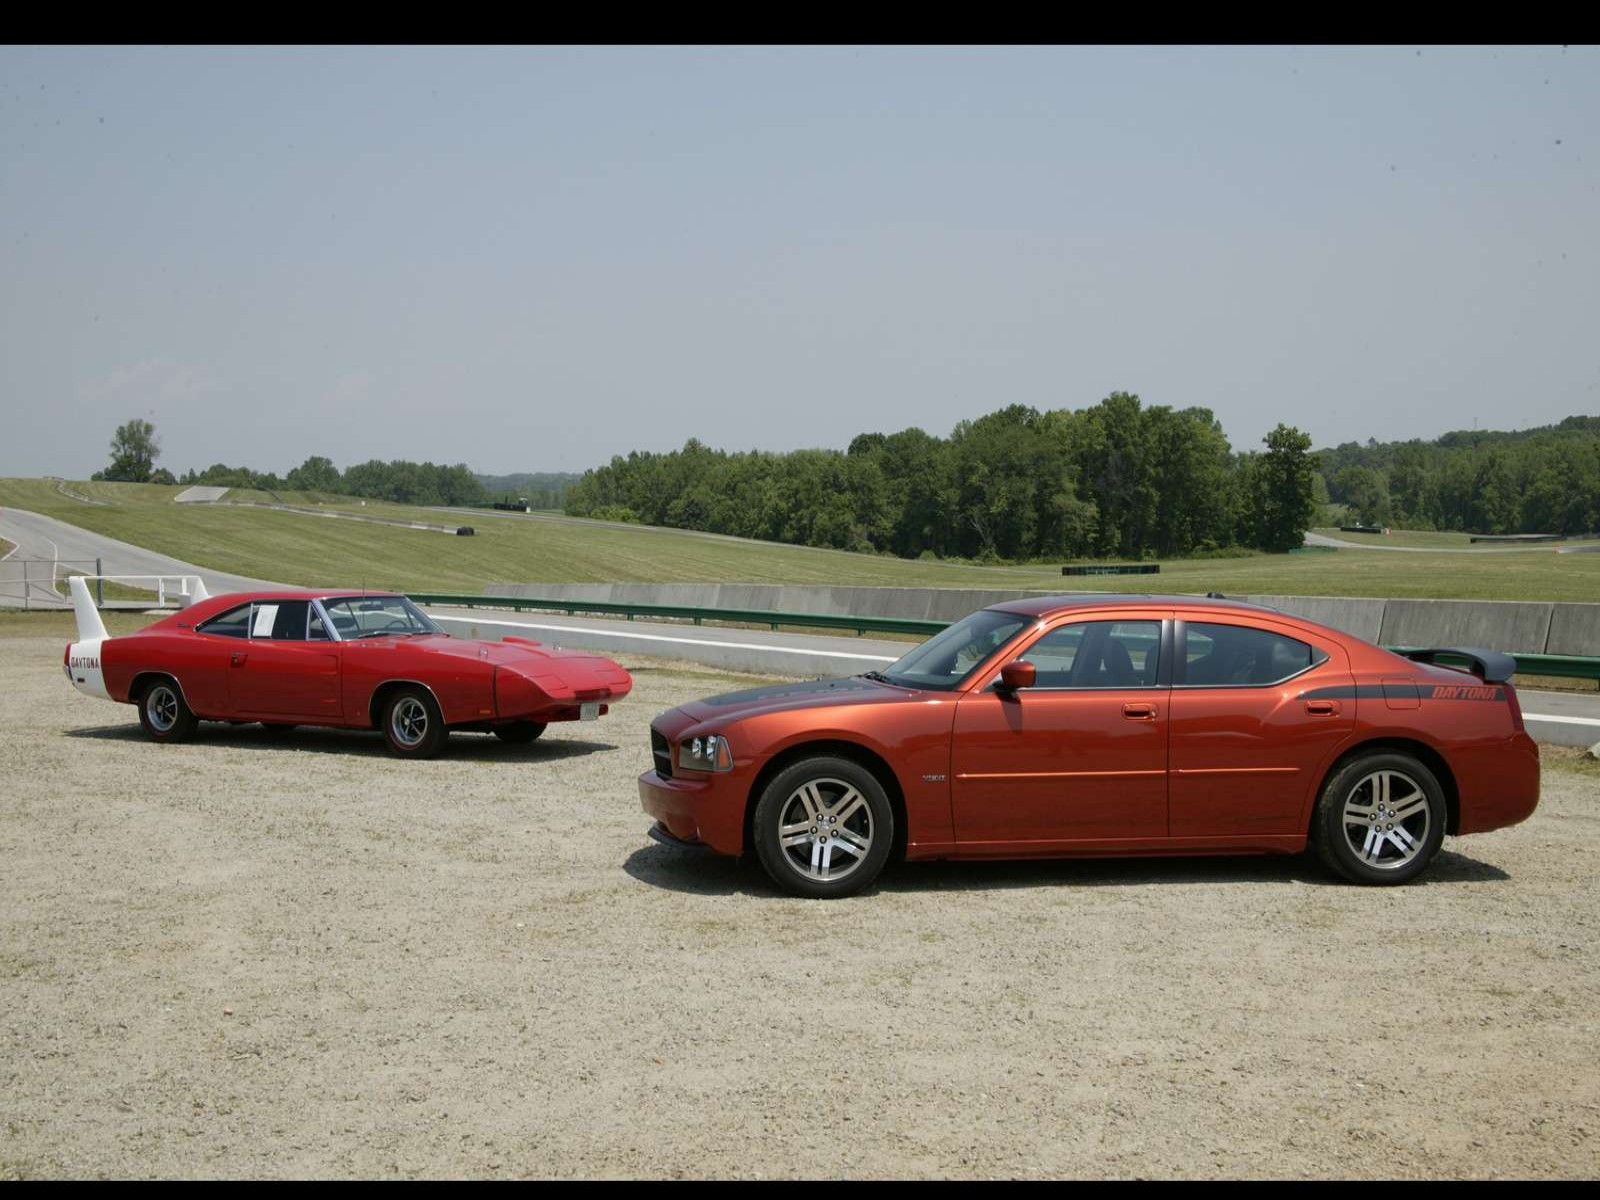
998 660 1036 692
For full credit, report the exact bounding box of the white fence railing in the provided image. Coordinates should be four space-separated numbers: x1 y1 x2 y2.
0 559 208 610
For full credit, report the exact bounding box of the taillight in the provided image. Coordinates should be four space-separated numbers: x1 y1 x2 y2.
1505 681 1526 734
63 643 72 679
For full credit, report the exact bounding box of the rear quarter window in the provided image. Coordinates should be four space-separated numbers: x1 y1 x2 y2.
1183 622 1327 687
197 603 251 639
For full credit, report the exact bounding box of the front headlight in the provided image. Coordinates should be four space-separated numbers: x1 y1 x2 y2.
678 734 733 773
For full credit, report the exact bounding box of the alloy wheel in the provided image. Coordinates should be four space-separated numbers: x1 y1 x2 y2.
1341 769 1432 871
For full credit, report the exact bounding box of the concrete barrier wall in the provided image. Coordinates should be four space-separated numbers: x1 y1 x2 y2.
1378 600 1554 654
1244 595 1388 643
484 582 1600 657
1548 604 1600 657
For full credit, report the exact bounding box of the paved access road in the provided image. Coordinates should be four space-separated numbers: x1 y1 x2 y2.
1303 531 1569 553
422 608 1600 749
0 507 281 607
3 504 1593 748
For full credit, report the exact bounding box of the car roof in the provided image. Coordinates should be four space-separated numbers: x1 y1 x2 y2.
989 593 1286 620
173 589 407 624
209 589 404 604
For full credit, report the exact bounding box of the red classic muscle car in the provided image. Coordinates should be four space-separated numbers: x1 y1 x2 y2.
639 594 1540 897
63 577 632 757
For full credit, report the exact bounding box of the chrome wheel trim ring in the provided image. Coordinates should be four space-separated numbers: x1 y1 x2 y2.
391 696 429 747
1341 768 1431 871
777 776 874 883
147 685 179 733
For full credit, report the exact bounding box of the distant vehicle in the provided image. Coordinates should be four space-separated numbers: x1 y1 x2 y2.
63 578 631 757
493 497 532 513
639 594 1539 898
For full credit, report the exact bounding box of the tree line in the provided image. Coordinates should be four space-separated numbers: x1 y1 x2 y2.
564 394 1320 560
1322 416 1600 535
92 422 487 507
476 472 582 511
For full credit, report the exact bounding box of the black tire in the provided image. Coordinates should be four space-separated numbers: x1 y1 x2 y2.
1310 751 1446 885
381 686 447 759
137 676 198 744
492 720 547 744
753 755 894 899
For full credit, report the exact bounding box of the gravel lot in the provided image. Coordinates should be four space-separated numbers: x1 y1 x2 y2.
2 633 1598 1179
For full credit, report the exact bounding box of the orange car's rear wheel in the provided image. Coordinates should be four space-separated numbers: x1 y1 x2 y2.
753 756 893 899
1311 751 1445 885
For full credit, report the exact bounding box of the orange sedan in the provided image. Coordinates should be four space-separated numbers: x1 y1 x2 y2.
639 595 1539 898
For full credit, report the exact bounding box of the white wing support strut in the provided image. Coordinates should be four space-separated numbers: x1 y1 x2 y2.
63 574 210 640
68 574 110 643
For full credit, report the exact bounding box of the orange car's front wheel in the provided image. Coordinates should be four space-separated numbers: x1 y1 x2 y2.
753 756 893 899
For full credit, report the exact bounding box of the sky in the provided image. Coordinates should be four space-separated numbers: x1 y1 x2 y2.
1 45 1595 479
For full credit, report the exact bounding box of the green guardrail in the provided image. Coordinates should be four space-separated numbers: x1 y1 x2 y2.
404 592 947 638
1388 647 1600 683
408 594 1600 682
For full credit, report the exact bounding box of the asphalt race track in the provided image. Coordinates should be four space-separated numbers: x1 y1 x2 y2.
0 508 280 605
4 504 1598 748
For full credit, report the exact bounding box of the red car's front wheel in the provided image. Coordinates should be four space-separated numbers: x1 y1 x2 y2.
492 720 547 744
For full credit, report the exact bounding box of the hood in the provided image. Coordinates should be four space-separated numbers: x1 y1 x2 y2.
365 634 633 699
675 675 912 725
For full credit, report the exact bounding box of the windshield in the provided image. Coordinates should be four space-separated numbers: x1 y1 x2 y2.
876 608 1032 692
323 595 442 639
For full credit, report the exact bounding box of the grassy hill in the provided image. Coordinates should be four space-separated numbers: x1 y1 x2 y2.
4 478 1599 601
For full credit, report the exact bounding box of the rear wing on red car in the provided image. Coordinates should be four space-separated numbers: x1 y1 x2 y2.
1396 646 1518 684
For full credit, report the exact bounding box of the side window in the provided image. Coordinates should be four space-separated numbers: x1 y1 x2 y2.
1019 620 1162 689
1023 624 1087 687
197 603 251 639
1183 622 1326 687
253 600 311 641
308 605 331 641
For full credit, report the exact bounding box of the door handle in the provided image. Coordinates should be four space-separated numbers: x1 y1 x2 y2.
231 652 248 667
1305 700 1340 716
1122 703 1157 721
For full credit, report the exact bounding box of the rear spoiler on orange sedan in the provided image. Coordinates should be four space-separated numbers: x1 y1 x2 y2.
1396 646 1517 684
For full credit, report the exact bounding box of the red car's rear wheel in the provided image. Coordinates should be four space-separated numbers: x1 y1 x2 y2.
382 686 446 759
137 677 197 744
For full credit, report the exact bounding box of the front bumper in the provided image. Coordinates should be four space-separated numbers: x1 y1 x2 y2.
637 767 748 857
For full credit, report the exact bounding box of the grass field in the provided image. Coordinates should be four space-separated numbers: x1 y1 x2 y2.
5 478 1600 601
0 609 165 638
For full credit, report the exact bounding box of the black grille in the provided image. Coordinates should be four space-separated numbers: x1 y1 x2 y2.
650 728 672 779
